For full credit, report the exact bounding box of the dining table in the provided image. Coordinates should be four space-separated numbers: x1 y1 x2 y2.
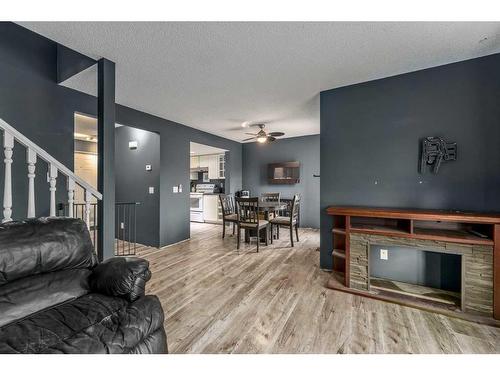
257 201 288 220
243 200 288 243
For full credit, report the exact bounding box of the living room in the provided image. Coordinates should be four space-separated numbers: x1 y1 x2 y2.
1 1 500 374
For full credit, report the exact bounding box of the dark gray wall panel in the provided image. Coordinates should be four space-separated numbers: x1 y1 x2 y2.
56 44 96 83
115 126 160 247
1 22 242 249
0 22 97 220
320 53 500 269
116 105 242 247
242 135 320 228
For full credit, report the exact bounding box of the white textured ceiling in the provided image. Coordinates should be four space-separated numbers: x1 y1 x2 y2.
20 22 500 142
190 142 227 156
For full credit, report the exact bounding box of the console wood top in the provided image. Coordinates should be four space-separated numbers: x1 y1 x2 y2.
326 206 500 224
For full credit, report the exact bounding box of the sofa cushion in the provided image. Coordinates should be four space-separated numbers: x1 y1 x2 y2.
89 257 151 302
0 268 92 327
0 293 165 354
0 218 97 286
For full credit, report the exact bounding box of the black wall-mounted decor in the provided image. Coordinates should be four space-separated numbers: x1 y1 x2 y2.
419 136 457 174
268 161 300 184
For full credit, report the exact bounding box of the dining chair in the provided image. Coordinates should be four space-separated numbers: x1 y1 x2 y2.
260 192 281 220
235 197 270 252
261 192 281 203
270 194 300 247
219 194 237 239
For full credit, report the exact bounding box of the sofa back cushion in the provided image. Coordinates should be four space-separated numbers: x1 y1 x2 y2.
0 268 92 327
0 217 97 286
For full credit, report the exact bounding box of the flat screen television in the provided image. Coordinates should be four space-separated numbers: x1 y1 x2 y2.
268 162 300 184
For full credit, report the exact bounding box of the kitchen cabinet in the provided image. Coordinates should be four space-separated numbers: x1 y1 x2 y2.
190 156 199 168
208 155 219 180
199 155 210 168
192 153 225 180
203 194 221 223
218 154 225 179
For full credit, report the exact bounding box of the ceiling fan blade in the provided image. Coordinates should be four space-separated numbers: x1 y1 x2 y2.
267 136 276 142
242 137 256 142
245 132 258 136
268 132 284 137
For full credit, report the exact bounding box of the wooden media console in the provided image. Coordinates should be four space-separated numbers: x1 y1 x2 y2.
326 206 500 324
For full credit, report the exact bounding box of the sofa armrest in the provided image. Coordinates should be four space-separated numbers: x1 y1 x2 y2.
89 257 152 302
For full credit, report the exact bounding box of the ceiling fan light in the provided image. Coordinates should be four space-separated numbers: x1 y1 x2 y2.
257 136 267 143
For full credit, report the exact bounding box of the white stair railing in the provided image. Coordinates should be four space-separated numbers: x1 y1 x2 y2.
0 118 102 228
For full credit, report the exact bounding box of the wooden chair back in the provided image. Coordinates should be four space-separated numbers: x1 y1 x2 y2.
235 197 260 225
290 195 300 223
219 194 234 216
261 192 281 204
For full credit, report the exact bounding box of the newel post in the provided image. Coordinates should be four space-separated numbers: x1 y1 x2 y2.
26 148 37 218
48 163 58 217
2 132 14 223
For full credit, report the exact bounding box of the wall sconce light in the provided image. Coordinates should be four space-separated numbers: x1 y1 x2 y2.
129 140 138 150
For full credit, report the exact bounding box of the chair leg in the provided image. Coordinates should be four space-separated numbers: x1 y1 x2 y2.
222 221 226 239
265 226 269 246
237 225 240 250
256 227 260 252
270 224 273 244
290 225 294 247
277 226 280 239
232 222 235 235
295 224 299 242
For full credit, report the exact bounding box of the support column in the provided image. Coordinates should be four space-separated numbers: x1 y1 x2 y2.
97 58 115 261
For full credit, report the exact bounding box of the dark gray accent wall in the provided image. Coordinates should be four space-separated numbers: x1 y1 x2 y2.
320 53 500 270
56 44 96 83
116 105 243 247
97 58 116 260
0 22 96 219
242 135 320 228
1 22 242 250
115 126 160 247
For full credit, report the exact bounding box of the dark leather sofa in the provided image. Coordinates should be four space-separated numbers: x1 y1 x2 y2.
0 217 167 354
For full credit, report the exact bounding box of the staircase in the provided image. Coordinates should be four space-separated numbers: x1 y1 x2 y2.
0 118 102 226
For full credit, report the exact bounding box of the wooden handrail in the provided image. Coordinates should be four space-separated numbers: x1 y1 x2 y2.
0 118 102 200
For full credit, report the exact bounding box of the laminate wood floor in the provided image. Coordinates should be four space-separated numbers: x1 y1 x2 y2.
136 223 500 353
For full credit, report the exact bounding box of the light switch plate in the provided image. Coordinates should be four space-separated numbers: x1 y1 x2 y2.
178 184 183 193
380 249 388 260
128 140 138 149
148 187 155 194
173 186 178 193
145 164 152 171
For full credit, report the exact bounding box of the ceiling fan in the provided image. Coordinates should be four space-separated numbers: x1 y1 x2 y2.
241 124 285 143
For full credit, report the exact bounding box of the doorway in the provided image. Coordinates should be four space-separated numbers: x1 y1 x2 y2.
189 142 228 233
